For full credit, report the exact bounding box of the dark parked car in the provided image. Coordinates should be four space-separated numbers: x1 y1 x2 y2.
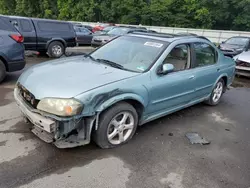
74 26 93 45
3 16 76 58
91 27 149 47
0 16 25 83
218 36 250 57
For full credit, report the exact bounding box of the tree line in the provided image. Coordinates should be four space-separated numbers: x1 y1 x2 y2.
0 0 250 31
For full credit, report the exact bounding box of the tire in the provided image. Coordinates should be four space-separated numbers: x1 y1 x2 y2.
205 79 225 106
93 102 138 149
0 60 6 83
47 41 65 58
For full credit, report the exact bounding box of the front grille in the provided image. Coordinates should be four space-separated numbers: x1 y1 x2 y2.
237 61 250 67
222 49 234 53
17 83 39 108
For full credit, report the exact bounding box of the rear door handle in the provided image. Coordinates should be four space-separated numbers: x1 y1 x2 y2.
189 75 195 79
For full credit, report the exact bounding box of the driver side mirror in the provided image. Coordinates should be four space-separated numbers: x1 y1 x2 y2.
158 64 174 75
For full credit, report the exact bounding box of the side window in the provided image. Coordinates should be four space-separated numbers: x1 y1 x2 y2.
80 28 89 34
37 21 71 32
163 44 191 72
194 43 217 67
20 19 32 32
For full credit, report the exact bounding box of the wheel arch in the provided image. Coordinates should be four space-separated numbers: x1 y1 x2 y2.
214 74 228 92
46 38 67 50
95 94 146 121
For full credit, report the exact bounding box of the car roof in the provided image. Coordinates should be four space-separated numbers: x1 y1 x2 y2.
128 32 210 43
6 15 70 23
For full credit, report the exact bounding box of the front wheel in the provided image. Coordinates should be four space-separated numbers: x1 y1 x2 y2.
93 102 138 149
47 41 65 58
205 79 225 106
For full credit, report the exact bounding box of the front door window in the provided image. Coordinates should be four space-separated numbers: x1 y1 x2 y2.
163 44 191 72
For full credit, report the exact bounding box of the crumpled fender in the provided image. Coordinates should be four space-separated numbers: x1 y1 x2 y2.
95 93 147 112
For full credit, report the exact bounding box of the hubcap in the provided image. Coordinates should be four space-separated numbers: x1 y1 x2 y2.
107 112 135 145
212 82 223 103
52 45 62 56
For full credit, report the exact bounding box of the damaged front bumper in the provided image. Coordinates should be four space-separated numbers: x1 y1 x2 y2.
14 88 96 148
236 66 250 77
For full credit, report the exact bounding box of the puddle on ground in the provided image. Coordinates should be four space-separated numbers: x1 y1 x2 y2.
0 88 13 106
19 157 131 188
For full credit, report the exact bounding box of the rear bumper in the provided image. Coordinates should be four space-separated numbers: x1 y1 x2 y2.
8 59 26 72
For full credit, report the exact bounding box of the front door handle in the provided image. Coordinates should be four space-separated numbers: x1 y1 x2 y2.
189 75 195 79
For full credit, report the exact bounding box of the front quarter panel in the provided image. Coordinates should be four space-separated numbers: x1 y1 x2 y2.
75 73 150 117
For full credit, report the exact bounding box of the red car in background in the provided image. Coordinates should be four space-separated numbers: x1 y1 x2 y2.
92 23 115 33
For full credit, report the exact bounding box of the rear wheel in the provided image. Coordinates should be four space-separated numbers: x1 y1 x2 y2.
0 60 6 83
47 41 65 58
205 79 225 106
93 102 138 149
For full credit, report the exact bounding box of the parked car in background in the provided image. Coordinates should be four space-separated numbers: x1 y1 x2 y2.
94 26 116 35
233 51 250 77
91 26 149 47
15 33 235 149
0 16 25 83
2 16 76 58
74 26 93 45
92 23 116 33
218 36 250 57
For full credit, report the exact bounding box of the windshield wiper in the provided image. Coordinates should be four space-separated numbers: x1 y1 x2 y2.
84 54 97 61
96 58 125 70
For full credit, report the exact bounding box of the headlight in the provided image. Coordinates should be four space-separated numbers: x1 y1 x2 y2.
235 48 243 52
37 98 83 116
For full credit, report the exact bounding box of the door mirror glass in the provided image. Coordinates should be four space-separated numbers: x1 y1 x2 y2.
159 64 174 75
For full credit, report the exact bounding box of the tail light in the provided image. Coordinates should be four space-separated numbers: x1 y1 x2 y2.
10 34 24 43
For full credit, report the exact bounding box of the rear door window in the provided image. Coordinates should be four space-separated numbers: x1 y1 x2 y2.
20 19 33 32
37 21 71 32
194 43 218 67
79 28 90 34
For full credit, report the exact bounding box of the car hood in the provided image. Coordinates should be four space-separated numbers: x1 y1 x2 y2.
18 56 139 99
220 43 244 51
93 34 117 41
233 51 250 63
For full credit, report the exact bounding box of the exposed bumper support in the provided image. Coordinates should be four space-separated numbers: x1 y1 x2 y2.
14 88 96 148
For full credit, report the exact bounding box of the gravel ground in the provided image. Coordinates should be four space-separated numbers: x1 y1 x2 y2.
0 47 250 188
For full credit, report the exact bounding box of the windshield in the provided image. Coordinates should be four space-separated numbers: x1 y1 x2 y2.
108 27 130 35
91 36 167 72
103 26 114 32
225 37 249 46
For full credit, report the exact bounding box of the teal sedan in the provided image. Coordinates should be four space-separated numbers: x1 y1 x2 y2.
14 33 235 148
